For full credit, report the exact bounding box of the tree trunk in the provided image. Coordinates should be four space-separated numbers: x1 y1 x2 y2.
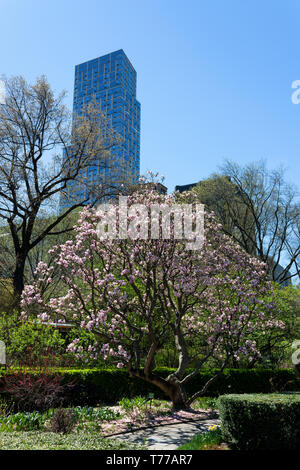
166 374 188 410
129 369 188 410
168 383 188 410
12 253 27 304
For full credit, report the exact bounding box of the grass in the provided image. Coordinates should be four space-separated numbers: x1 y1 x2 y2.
177 426 226 450
0 431 146 450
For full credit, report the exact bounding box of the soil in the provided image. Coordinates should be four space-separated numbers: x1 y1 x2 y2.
99 407 218 437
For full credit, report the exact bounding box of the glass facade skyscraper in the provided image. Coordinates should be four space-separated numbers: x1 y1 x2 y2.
60 49 140 209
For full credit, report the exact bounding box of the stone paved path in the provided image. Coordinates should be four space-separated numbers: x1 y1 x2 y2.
112 418 221 450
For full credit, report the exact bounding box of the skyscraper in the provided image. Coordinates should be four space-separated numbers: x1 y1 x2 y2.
60 49 141 209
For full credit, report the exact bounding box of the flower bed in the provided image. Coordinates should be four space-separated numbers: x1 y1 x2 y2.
94 406 218 437
0 396 219 440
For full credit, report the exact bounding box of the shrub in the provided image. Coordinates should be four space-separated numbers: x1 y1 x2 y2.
0 367 298 407
218 393 300 450
0 356 77 412
0 313 66 366
58 367 299 405
7 323 65 366
1 371 71 412
49 408 77 434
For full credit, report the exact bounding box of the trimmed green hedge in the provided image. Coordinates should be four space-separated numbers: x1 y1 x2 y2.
218 393 300 450
0 367 298 406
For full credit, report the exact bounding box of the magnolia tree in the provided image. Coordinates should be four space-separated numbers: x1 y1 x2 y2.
21 191 284 409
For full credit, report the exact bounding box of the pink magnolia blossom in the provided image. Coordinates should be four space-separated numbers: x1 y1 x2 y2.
21 190 284 408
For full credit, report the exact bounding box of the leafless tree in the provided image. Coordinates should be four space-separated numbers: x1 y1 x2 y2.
0 75 122 300
218 160 300 284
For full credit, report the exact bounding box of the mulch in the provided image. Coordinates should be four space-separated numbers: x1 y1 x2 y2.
100 407 219 437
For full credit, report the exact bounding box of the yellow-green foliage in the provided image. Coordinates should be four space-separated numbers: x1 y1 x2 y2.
0 280 14 313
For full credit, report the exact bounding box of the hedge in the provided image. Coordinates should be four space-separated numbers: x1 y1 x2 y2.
0 367 298 406
218 393 300 450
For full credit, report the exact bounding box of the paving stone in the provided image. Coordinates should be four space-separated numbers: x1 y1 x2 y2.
113 418 221 450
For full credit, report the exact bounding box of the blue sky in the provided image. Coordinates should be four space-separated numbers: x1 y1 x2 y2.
1 0 300 192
